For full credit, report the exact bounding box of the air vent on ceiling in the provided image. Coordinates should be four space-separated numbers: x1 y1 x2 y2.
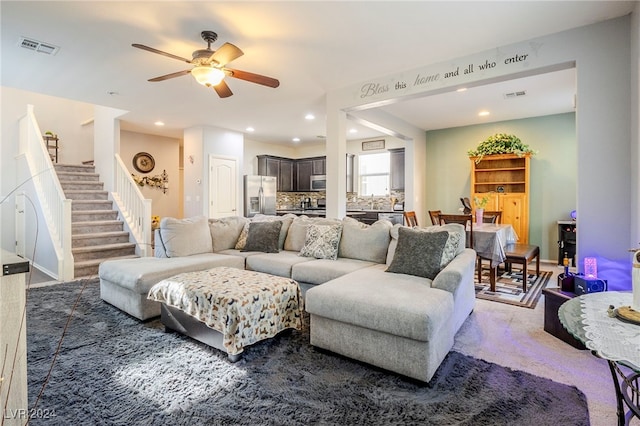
504 90 526 99
18 37 59 55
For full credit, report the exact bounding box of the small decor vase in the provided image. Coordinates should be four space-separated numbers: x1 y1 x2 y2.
475 208 484 224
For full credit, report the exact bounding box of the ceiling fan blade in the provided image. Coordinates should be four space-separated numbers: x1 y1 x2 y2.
226 68 280 88
132 43 192 64
148 70 191 82
213 80 233 98
208 42 244 66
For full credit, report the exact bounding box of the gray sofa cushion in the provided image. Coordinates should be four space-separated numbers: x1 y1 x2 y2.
235 214 295 250
338 217 391 263
305 264 454 342
284 216 342 252
156 216 212 258
208 216 248 252
292 258 376 285
245 250 315 278
98 254 244 293
242 221 282 253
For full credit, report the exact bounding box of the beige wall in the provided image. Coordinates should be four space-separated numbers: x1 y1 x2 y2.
120 130 182 220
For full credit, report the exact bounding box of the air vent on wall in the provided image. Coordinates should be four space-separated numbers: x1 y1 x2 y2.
504 90 526 99
18 37 59 55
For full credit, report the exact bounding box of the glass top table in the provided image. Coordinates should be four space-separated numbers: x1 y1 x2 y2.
559 291 640 425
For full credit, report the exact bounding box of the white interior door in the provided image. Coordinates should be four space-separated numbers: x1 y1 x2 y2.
209 156 237 218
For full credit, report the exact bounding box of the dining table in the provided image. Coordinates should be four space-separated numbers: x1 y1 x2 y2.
471 222 519 291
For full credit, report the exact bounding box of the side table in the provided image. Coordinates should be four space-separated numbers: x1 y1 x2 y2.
542 287 585 349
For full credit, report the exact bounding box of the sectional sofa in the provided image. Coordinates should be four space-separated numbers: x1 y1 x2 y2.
98 213 476 382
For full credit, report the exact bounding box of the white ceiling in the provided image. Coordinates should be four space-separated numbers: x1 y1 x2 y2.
1 1 634 145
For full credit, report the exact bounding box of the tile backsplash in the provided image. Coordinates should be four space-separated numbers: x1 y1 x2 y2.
276 191 404 211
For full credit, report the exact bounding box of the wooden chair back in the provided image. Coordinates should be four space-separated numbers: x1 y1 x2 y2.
428 210 441 226
438 213 474 248
404 211 418 227
482 210 502 224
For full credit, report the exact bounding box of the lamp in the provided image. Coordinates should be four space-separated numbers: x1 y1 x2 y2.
191 66 225 87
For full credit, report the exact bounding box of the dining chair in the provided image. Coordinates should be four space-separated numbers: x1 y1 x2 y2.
404 211 418 227
438 214 473 248
482 210 502 224
428 210 441 226
460 198 472 214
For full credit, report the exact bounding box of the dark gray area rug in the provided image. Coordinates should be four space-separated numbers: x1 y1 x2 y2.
25 279 590 425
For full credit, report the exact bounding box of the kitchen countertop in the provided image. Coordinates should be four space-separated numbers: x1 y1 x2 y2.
276 209 403 216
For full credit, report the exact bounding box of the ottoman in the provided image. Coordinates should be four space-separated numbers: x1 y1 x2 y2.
148 267 304 361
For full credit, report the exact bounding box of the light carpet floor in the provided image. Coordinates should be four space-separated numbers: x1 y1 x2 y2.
454 263 620 426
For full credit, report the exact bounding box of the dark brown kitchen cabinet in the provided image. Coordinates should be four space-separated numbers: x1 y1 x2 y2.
295 160 313 192
389 148 405 191
312 157 326 175
257 155 294 192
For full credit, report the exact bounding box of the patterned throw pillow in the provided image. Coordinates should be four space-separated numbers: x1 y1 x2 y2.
386 227 454 280
299 224 343 260
241 221 282 253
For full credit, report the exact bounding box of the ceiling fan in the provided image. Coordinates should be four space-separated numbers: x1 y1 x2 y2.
132 30 279 98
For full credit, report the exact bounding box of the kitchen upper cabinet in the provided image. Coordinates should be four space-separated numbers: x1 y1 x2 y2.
312 157 326 175
257 155 294 192
389 148 405 191
295 160 313 192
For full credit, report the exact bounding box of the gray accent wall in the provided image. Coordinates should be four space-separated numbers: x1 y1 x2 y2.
425 112 576 262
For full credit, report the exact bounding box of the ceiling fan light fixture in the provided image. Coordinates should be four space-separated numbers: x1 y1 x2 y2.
191 66 225 87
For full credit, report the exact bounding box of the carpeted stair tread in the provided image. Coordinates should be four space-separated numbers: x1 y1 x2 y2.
72 242 136 253
72 219 123 227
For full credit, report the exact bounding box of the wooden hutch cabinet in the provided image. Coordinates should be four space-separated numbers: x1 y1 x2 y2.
470 154 530 243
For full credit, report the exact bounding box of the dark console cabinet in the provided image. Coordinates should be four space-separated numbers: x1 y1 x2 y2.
557 221 577 266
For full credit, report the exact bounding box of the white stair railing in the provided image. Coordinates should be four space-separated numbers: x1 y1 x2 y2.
18 105 74 281
112 154 152 257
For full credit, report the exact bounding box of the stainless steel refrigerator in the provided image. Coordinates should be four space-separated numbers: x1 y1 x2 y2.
243 175 277 217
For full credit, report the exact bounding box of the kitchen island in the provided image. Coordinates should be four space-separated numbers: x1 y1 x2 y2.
276 209 402 224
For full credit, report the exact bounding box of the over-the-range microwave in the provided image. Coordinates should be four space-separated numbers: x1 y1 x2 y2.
310 175 326 191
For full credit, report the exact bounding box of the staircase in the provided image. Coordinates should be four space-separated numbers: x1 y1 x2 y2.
55 164 137 277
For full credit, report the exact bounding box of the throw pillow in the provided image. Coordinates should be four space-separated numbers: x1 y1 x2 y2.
242 221 283 253
386 227 450 280
156 216 213 258
338 217 392 263
235 214 295 250
299 223 343 260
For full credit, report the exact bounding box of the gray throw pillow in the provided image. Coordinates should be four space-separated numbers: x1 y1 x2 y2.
386 227 450 280
241 221 282 253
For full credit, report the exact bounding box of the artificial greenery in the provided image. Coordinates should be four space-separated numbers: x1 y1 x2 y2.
467 133 536 162
474 194 491 209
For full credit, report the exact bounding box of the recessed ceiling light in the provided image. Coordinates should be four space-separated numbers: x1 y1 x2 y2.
349 128 358 134
246 127 255 132
292 137 300 142
478 111 490 117
154 121 164 126
456 87 467 92
305 114 315 120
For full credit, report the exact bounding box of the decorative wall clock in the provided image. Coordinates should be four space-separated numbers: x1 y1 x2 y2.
133 152 155 173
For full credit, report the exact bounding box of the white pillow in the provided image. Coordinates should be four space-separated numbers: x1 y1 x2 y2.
299 223 343 260
156 216 212 258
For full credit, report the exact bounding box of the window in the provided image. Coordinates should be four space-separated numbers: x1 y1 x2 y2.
358 152 390 196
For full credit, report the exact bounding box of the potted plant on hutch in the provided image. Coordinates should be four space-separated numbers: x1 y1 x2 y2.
467 133 536 243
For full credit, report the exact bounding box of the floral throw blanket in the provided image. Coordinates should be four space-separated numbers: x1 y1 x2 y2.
148 267 303 355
